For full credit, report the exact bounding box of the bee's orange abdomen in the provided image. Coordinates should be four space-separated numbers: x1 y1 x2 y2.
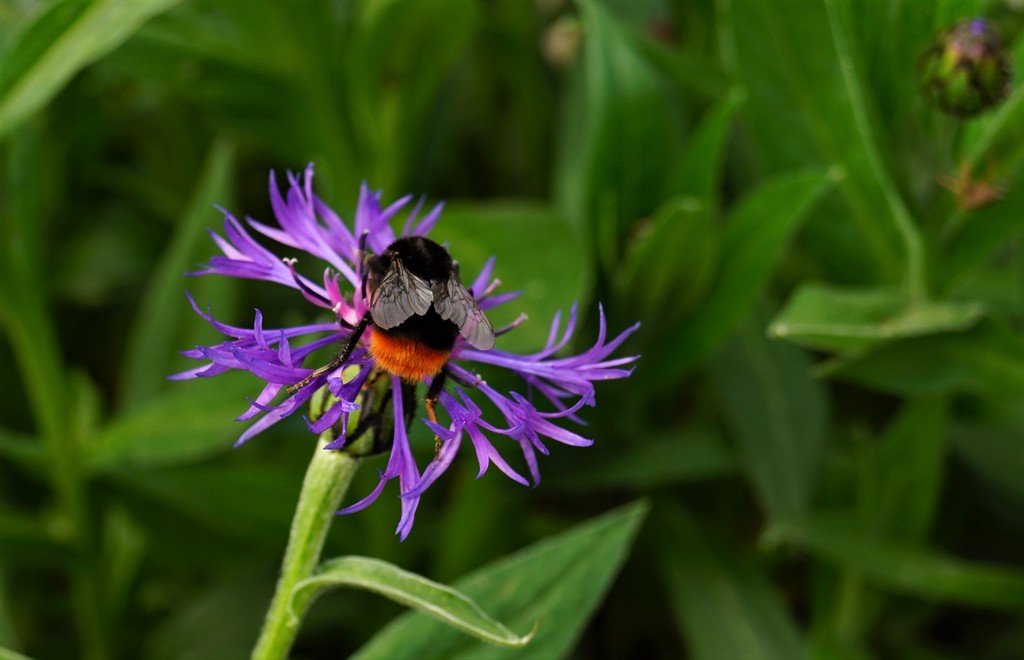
369 330 450 382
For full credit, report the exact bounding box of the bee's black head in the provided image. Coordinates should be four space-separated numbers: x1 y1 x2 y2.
383 236 454 281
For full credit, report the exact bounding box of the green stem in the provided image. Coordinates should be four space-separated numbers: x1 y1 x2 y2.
252 435 361 660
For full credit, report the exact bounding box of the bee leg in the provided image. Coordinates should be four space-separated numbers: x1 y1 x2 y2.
287 313 370 394
425 364 450 458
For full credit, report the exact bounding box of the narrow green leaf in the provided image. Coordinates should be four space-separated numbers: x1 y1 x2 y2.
711 316 828 523
857 397 948 540
293 557 532 648
85 371 255 472
670 87 744 204
556 0 679 243
100 506 146 624
659 502 807 660
353 501 648 659
616 196 716 329
347 0 478 191
779 515 1024 612
824 321 1024 396
0 0 182 137
656 169 834 383
120 137 236 409
0 426 42 470
727 0 909 283
770 283 984 353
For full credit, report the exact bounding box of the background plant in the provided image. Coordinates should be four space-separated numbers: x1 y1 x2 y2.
2 0 1024 658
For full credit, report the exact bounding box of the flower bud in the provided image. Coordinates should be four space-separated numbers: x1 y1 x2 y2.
920 18 1012 117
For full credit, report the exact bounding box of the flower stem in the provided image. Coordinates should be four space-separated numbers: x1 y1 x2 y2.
252 435 360 660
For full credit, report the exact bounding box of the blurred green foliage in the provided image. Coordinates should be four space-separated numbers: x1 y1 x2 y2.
2 0 1024 657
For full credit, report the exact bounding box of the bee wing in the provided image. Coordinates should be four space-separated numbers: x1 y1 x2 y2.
369 257 434 329
432 274 495 350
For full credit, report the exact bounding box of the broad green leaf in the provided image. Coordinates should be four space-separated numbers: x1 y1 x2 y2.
770 283 984 353
857 397 948 540
120 137 236 409
353 501 648 659
549 425 736 491
85 371 256 472
659 502 807 660
616 196 716 330
823 321 1024 396
556 0 680 250
656 169 834 383
0 0 182 137
778 515 1024 612
951 422 1024 504
434 203 587 353
293 557 532 648
711 316 828 523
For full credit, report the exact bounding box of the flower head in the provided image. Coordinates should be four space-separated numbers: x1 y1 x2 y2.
173 165 639 539
919 17 1012 117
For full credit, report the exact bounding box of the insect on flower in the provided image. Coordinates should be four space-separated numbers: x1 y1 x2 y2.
291 235 494 449
173 165 639 539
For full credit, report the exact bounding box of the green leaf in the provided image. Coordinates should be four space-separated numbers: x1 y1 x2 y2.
120 137 236 409
550 425 736 492
778 515 1024 612
658 502 807 660
0 0 182 137
353 501 648 659
824 321 1024 396
433 202 587 353
857 397 948 540
146 569 270 660
656 168 834 383
0 645 31 660
616 196 716 329
669 88 744 205
347 0 479 191
556 0 680 247
0 426 42 470
770 283 985 353
726 0 919 287
111 459 298 545
941 183 1024 293
293 557 532 648
85 371 255 472
100 506 146 624
711 316 828 523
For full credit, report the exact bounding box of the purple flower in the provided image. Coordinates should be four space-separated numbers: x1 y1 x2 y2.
173 165 639 539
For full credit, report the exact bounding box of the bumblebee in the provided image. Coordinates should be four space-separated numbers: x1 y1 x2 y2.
297 236 494 443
